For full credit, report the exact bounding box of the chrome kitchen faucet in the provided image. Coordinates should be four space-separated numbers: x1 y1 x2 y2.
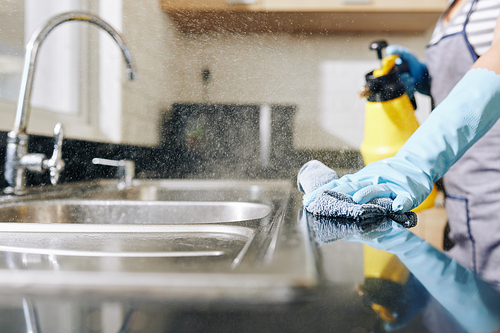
4 11 137 195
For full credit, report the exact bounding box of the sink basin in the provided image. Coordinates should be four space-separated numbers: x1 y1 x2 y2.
0 224 255 272
0 179 318 304
0 199 272 224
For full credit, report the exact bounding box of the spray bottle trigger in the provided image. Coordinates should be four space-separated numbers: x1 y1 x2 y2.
373 55 400 77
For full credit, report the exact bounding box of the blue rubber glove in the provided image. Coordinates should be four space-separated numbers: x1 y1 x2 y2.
344 221 500 333
303 68 500 213
386 44 431 96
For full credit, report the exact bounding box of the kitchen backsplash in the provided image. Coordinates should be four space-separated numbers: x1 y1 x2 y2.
0 103 364 189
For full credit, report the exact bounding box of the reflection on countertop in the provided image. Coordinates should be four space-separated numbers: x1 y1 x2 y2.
307 211 500 333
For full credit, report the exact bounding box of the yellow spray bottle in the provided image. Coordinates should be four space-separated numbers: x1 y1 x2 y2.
358 40 437 325
360 40 438 209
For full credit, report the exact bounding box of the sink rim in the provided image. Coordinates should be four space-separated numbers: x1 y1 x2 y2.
0 222 256 235
0 199 273 224
0 223 256 259
0 199 271 207
0 246 227 258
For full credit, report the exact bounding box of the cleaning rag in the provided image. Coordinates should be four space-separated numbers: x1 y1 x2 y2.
298 160 417 228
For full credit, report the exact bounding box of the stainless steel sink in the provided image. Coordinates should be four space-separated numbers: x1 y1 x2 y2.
0 179 318 304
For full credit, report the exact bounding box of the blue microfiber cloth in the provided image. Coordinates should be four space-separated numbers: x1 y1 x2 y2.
298 160 417 229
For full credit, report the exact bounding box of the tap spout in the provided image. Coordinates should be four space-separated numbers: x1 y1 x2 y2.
14 11 137 134
4 11 137 195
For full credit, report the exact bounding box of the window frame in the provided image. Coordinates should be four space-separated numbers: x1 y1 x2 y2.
0 0 121 143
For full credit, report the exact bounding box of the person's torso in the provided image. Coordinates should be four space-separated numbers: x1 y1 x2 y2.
426 0 500 105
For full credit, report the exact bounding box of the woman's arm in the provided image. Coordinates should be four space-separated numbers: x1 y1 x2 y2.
472 14 500 73
303 13 500 213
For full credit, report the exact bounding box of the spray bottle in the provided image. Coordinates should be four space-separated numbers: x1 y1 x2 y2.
360 40 438 210
358 40 437 328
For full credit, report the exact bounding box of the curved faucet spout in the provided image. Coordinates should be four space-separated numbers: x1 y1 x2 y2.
15 11 137 134
4 11 137 195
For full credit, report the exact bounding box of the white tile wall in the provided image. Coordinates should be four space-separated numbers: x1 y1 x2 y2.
120 0 182 146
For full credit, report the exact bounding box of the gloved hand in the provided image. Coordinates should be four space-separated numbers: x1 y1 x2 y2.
386 44 431 96
343 221 500 333
303 68 500 213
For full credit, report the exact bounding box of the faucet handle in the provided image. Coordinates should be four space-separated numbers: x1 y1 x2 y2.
92 158 135 188
44 122 65 185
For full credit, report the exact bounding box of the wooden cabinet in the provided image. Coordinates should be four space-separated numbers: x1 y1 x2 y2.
160 0 448 33
160 0 261 11
262 0 446 12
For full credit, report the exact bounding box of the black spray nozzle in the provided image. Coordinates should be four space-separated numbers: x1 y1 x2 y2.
370 40 388 62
